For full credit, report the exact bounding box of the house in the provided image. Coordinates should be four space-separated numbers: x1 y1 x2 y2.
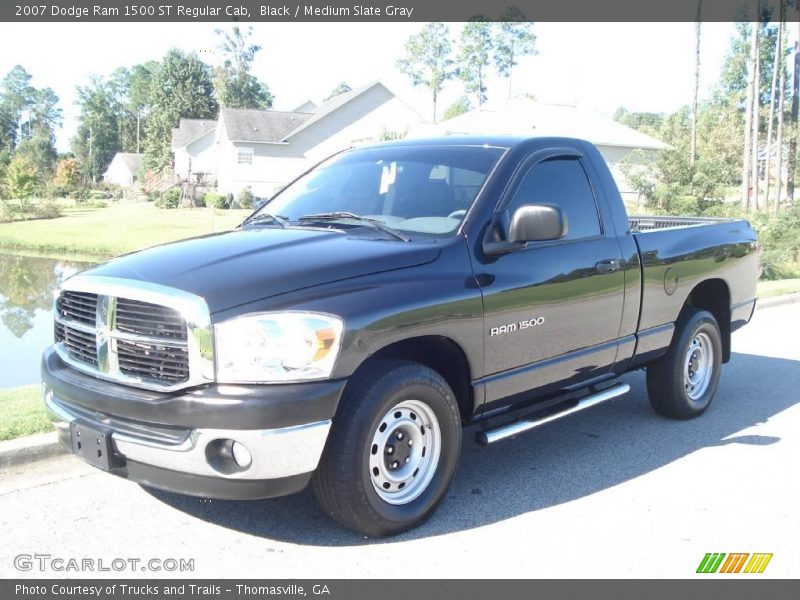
409 99 668 204
172 119 217 185
103 153 143 187
171 81 424 199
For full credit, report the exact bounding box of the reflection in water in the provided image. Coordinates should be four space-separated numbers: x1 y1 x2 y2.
0 252 94 388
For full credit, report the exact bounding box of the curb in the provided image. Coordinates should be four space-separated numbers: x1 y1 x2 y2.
756 292 800 311
1 293 798 471
0 431 66 471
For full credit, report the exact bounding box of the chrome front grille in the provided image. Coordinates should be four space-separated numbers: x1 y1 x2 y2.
117 338 190 382
54 319 99 366
52 277 214 392
56 291 98 326
116 297 187 341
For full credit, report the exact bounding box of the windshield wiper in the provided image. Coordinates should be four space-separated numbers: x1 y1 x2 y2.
298 212 410 242
241 212 289 228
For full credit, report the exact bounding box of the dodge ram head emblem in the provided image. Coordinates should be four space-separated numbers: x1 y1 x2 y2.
490 317 545 336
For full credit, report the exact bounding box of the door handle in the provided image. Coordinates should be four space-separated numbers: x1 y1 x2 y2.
596 259 622 273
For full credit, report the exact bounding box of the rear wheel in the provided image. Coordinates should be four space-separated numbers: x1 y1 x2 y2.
646 308 722 419
313 360 461 537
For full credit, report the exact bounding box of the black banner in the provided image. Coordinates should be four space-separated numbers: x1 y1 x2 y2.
2 0 797 23
3 580 800 600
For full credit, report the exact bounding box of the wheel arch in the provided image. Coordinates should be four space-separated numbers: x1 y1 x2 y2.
681 278 731 363
345 335 475 424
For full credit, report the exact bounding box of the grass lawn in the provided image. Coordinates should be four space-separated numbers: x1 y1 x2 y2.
757 278 800 298
0 203 250 257
0 385 50 441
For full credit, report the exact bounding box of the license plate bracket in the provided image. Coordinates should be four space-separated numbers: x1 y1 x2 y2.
70 419 115 471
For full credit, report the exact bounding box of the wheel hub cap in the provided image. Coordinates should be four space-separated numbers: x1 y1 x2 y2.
369 399 441 505
683 332 714 404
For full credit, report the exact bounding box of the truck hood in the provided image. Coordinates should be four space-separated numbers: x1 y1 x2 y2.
81 227 441 313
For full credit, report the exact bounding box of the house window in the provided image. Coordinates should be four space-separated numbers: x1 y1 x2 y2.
236 147 254 165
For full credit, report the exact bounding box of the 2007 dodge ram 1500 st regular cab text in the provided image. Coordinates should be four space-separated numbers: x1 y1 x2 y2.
43 136 759 536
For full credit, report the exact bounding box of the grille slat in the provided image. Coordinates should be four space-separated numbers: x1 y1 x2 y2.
116 298 187 342
56 291 98 326
54 291 191 386
117 339 190 380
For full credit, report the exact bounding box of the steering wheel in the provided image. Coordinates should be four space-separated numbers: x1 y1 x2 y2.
447 209 467 219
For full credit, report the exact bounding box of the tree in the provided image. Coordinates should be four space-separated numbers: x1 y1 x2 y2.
741 21 759 210
0 66 35 148
690 2 703 168
10 87 61 181
458 20 494 107
72 77 120 183
764 10 784 211
325 82 352 100
494 8 537 99
127 62 158 154
214 26 273 109
54 158 80 188
5 155 37 202
788 15 799 204
397 23 455 123
443 95 472 121
145 49 218 172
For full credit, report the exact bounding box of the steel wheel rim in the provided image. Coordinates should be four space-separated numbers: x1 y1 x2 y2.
684 331 713 404
368 399 441 505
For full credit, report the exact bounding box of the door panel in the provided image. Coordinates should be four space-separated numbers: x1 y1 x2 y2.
475 154 626 404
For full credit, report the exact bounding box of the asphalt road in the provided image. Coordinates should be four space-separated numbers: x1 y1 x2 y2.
2 304 798 579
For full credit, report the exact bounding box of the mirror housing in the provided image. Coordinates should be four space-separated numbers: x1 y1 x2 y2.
507 204 567 243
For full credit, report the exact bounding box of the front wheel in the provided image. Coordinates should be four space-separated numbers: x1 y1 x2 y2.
313 360 462 537
646 308 722 419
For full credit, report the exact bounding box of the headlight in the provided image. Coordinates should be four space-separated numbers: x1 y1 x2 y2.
215 312 343 383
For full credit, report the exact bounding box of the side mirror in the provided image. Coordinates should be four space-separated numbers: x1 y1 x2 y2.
507 204 567 243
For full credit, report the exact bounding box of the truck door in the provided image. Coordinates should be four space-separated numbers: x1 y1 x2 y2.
476 151 626 404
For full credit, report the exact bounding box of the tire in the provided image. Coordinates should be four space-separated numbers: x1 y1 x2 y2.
313 359 462 537
646 308 723 420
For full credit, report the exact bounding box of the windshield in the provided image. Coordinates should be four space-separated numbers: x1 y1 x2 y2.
255 144 506 237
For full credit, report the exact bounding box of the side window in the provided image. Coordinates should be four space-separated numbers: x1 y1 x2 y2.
507 157 601 240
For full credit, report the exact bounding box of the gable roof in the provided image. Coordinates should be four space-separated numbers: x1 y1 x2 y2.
106 152 142 174
283 81 397 140
219 108 313 144
291 100 318 113
413 99 668 151
172 119 216 149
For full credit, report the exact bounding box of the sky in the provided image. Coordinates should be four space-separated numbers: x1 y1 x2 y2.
0 21 766 153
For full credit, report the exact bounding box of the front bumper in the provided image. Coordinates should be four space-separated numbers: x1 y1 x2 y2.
42 347 345 500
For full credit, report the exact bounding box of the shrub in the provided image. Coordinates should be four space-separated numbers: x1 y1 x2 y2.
0 201 15 223
203 191 228 209
154 188 182 209
237 187 255 209
31 200 61 220
47 183 73 198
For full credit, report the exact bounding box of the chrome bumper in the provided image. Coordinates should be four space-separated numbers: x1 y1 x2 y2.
44 387 331 481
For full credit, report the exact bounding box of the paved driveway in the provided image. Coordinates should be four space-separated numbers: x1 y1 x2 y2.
2 304 798 578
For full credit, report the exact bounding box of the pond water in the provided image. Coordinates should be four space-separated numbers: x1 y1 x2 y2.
0 252 95 389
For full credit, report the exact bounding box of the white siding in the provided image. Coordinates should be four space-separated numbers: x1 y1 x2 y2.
103 157 135 187
215 85 422 197
174 130 217 182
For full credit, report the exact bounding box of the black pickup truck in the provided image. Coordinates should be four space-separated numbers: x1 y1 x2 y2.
43 136 759 536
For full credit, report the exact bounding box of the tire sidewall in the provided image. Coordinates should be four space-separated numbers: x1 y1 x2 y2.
356 375 461 530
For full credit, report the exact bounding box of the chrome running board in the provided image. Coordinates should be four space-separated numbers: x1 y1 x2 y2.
476 382 631 445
